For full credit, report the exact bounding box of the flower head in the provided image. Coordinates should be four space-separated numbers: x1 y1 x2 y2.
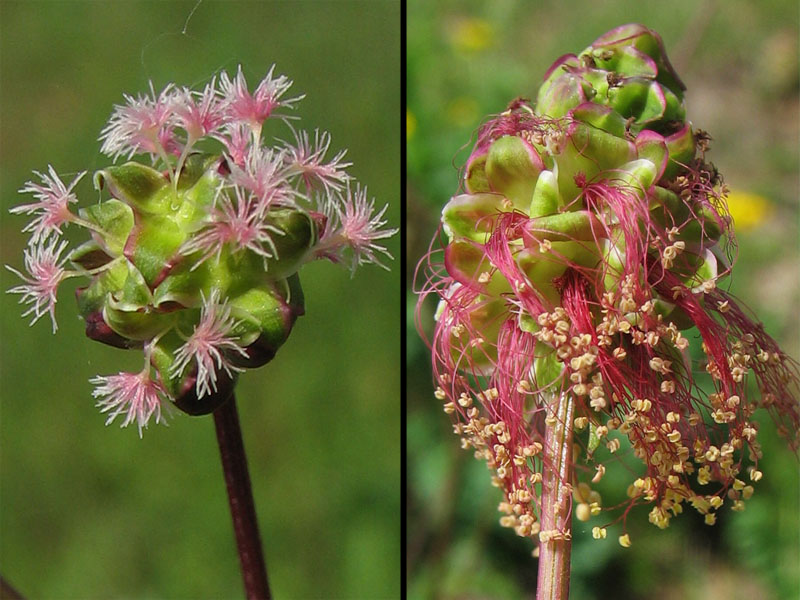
91 369 169 437
6 238 70 333
9 64 395 433
11 166 85 243
417 24 800 545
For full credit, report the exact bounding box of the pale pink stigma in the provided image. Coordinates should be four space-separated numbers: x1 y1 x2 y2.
216 122 251 166
6 238 70 333
282 128 352 195
316 185 397 272
220 65 304 132
91 370 169 437
181 185 283 267
171 78 227 142
99 82 175 161
170 289 247 398
11 166 85 243
229 146 294 209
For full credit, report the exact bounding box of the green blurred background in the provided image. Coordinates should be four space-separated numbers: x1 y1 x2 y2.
0 1 399 598
407 1 799 599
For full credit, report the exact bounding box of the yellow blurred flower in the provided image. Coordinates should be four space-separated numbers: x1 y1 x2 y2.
448 17 494 53
725 190 773 231
446 97 479 128
407 110 417 141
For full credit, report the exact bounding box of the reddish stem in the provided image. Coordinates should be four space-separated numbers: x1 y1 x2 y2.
536 390 575 600
214 394 271 599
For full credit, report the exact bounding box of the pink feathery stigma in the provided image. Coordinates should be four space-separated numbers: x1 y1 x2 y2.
171 78 228 141
282 128 352 195
229 146 294 209
11 166 85 243
6 238 70 333
181 185 283 267
99 82 175 161
220 65 304 131
91 370 169 437
216 122 252 167
316 185 398 272
170 289 247 398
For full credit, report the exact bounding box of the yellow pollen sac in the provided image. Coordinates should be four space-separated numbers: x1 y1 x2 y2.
742 486 754 499
592 464 606 483
443 402 456 414
618 533 632 548
434 387 447 400
750 469 763 482
574 416 589 430
575 502 591 522
704 513 716 525
477 271 491 284
709 496 723 509
592 526 607 539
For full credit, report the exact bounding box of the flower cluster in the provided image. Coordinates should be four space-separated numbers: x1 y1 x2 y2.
417 25 799 546
8 65 396 436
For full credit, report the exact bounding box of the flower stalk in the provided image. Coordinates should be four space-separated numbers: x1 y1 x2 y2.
536 390 574 600
214 394 270 599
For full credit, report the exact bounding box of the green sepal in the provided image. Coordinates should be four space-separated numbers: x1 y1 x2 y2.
149 331 184 399
536 55 585 119
571 104 627 138
75 259 128 317
613 159 658 196
176 153 220 191
152 259 211 309
93 162 170 214
79 198 134 256
174 166 223 228
103 301 176 341
128 215 187 285
529 170 560 218
100 260 176 340
448 296 506 372
69 240 114 271
663 124 696 179
262 209 317 280
444 239 510 297
554 122 636 204
465 151 490 193
607 79 666 125
485 135 544 209
525 210 607 242
442 193 507 243
229 281 298 349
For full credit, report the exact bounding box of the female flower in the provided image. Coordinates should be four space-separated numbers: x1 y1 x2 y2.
8 65 396 434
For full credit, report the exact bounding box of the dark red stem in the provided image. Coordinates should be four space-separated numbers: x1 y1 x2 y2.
214 394 271 599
